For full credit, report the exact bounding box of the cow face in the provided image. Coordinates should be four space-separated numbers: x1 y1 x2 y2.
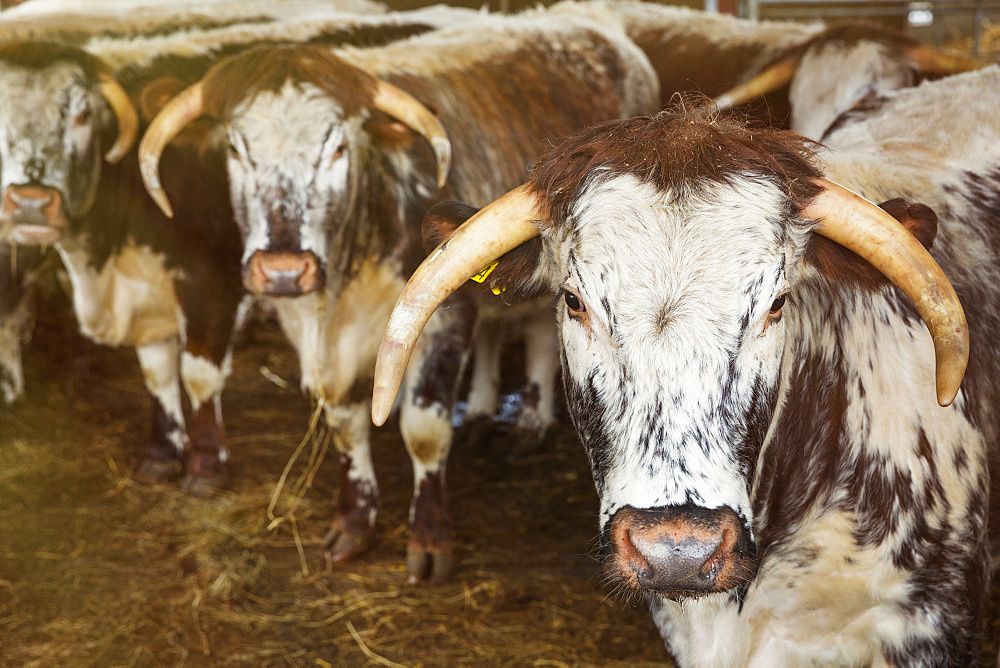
0 58 106 244
225 81 361 296
546 173 803 598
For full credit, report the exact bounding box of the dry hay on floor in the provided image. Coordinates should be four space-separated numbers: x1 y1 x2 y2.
0 304 669 666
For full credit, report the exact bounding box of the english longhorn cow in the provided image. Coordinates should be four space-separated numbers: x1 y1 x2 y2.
374 67 1000 663
713 22 991 139
139 12 658 581
0 7 476 491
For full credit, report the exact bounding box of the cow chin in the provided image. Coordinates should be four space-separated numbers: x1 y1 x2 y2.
604 505 758 600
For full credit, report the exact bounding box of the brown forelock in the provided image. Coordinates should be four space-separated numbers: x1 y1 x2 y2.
530 106 824 228
200 45 377 121
807 197 939 292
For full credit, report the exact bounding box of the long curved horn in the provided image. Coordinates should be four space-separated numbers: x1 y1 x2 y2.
803 178 968 407
97 71 139 164
906 44 992 75
371 79 451 189
372 183 542 425
714 54 801 110
138 81 205 218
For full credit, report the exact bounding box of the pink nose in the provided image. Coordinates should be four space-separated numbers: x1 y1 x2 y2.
243 250 324 296
4 184 62 226
608 505 753 597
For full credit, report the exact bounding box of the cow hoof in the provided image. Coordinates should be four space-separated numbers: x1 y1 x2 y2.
180 472 224 498
406 544 453 584
321 523 377 563
137 456 184 482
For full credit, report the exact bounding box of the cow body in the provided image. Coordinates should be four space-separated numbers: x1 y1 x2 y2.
378 68 1000 663
144 12 657 579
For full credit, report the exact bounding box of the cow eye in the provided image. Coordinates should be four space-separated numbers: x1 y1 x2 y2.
72 107 91 126
769 294 786 314
564 290 585 314
331 143 346 162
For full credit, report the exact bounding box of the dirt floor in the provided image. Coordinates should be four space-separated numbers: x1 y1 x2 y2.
0 295 671 666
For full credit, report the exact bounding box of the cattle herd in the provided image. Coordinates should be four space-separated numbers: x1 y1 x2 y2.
2 0 998 664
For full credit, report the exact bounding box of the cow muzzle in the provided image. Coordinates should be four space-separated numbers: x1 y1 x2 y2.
607 505 756 598
2 185 67 245
243 250 325 297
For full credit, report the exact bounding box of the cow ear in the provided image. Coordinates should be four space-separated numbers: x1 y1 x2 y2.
139 77 187 122
807 197 938 290
422 200 549 300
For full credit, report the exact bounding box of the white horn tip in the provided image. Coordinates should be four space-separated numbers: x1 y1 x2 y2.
151 188 174 219
104 145 126 164
713 94 734 110
433 137 451 189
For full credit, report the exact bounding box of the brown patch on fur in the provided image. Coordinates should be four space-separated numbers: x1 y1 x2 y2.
410 471 452 551
0 41 106 78
807 197 938 291
185 401 225 478
200 45 377 121
334 453 378 531
139 77 187 122
531 107 823 228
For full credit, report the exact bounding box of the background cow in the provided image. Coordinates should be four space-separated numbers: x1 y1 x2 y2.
139 11 659 581
373 68 1000 664
714 21 991 139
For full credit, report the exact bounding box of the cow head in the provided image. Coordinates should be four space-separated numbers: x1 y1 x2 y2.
714 24 990 139
371 111 967 600
139 45 450 298
0 43 138 245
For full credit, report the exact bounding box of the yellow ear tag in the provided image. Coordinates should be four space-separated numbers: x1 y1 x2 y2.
470 260 498 283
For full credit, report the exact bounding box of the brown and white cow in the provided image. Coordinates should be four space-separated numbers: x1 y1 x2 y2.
714 22 991 139
139 11 658 581
0 8 475 491
374 67 1000 663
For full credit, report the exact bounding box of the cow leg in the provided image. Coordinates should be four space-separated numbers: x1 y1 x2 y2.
174 286 245 498
510 305 558 455
322 402 380 562
458 317 503 445
0 244 29 405
135 338 186 481
399 303 474 583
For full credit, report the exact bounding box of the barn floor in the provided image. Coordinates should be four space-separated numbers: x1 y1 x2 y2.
0 295 670 666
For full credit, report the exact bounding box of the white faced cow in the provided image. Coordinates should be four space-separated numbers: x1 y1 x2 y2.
374 68 1000 664
139 13 658 582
